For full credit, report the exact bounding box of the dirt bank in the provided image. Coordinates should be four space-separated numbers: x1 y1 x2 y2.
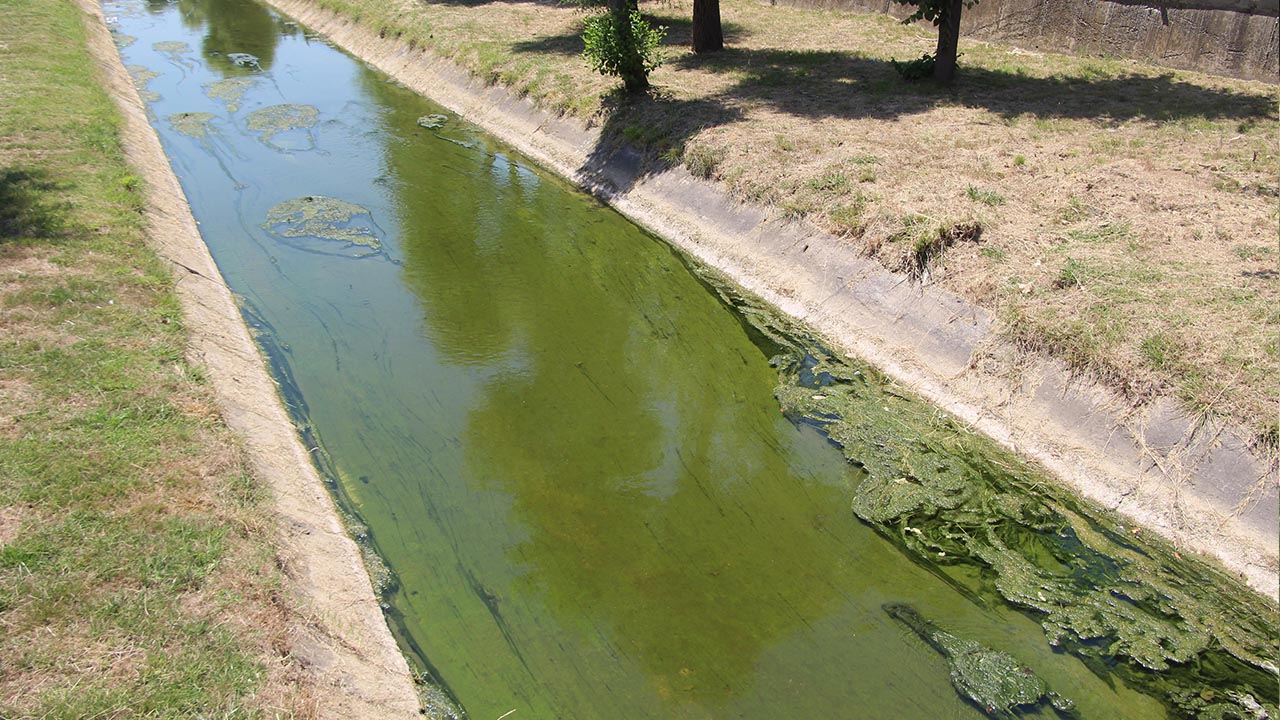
263 0 1277 599
80 1 423 714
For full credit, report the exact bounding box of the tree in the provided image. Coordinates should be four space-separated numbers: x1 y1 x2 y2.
582 5 665 93
691 0 723 53
893 0 977 84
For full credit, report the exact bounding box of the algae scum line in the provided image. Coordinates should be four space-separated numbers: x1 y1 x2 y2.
106 0 1277 717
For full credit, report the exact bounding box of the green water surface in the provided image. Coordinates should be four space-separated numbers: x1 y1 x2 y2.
107 1 1277 718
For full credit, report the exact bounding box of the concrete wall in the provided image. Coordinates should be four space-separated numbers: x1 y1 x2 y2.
775 0 1280 82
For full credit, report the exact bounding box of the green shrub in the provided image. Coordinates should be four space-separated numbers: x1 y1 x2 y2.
582 10 665 93
891 53 935 82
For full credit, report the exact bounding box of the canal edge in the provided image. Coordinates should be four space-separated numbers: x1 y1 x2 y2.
260 0 1277 600
79 1 425 715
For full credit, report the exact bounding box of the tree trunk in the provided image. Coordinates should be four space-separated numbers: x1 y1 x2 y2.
623 67 650 93
604 1 649 93
933 0 962 84
692 0 724 53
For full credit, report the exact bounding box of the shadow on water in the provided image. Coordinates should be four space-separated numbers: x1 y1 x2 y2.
0 168 67 245
509 25 1276 192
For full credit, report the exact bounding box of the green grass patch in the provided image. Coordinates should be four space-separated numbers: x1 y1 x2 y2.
966 185 1005 206
0 0 292 714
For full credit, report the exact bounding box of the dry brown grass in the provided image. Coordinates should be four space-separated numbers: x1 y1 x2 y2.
314 0 1279 443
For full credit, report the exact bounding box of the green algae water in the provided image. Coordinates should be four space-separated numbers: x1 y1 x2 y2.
107 1 1278 717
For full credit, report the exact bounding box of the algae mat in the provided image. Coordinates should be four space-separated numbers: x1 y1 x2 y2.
107 0 1277 717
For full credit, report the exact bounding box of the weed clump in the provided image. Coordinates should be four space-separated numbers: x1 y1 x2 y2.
891 53 935 81
1054 257 1086 288
892 215 982 282
684 143 726 179
828 195 869 237
966 185 1004 206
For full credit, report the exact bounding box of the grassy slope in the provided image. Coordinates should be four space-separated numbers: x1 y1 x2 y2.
308 0 1279 446
0 1 305 716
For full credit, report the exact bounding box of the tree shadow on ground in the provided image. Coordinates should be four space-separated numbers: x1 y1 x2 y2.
674 47 1276 124
518 38 1275 192
414 0 567 8
578 93 745 194
0 168 67 246
512 16 751 56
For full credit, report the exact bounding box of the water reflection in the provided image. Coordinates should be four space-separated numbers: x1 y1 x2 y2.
371 76 871 712
149 0 292 73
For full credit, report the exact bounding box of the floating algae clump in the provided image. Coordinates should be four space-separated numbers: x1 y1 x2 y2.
127 64 160 103
689 270 1280 720
246 103 319 146
264 195 386 259
167 112 216 138
885 603 1072 718
417 114 448 129
152 40 190 61
203 76 256 114
112 33 136 48
226 52 259 68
